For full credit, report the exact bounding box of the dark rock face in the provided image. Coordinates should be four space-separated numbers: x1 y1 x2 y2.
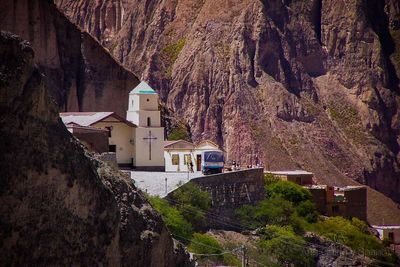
0 31 191 266
305 233 369 266
0 0 139 117
56 0 400 204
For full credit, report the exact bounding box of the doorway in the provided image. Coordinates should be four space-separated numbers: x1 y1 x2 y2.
196 155 201 172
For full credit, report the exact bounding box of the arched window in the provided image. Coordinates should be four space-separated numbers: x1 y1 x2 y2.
147 117 151 127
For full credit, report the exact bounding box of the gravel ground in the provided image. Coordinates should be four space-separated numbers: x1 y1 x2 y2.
126 171 204 197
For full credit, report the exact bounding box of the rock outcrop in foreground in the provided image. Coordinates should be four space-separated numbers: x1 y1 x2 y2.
0 31 191 266
56 0 400 204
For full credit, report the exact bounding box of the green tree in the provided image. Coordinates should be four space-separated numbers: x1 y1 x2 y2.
148 196 193 242
258 225 315 266
310 217 397 264
296 200 318 223
170 182 212 229
266 180 312 204
263 173 280 186
168 125 189 141
236 197 294 228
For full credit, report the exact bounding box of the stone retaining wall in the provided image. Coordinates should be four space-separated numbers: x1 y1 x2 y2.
166 168 265 230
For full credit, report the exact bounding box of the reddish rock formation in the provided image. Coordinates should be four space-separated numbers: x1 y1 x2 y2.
0 31 191 266
0 0 139 117
56 0 400 204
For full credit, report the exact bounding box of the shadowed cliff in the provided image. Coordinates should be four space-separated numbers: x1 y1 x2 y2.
0 31 191 266
0 0 139 116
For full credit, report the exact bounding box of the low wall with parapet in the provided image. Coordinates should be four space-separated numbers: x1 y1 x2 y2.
166 168 265 230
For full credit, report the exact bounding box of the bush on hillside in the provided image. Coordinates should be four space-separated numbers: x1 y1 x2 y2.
263 173 280 186
170 182 212 229
310 217 397 264
296 200 318 223
258 225 315 266
236 197 294 228
168 124 189 141
189 233 223 261
266 180 312 204
148 196 193 242
236 180 318 231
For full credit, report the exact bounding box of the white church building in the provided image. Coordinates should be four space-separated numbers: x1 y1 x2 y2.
60 81 224 172
61 81 165 171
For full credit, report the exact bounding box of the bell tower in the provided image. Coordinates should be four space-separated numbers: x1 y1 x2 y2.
126 81 165 171
126 81 161 127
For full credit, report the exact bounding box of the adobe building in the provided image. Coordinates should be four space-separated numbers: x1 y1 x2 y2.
65 123 109 153
372 225 400 244
60 112 136 166
305 185 367 221
266 170 314 185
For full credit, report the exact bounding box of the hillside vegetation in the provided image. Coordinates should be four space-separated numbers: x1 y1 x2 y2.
149 175 398 266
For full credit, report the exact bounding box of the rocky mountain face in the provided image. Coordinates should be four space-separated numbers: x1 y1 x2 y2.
56 0 400 203
0 31 191 266
0 0 139 116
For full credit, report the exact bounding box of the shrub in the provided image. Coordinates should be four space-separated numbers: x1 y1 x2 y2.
296 200 318 223
168 125 189 141
189 233 223 261
237 180 318 231
171 182 212 229
148 196 193 242
310 217 397 263
236 197 294 229
266 180 312 204
263 173 280 186
258 225 315 266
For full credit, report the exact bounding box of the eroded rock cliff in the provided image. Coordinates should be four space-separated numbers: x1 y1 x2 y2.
56 0 400 204
0 0 139 116
0 31 191 266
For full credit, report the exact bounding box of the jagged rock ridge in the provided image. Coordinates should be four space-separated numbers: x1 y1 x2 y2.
56 0 400 205
0 0 139 116
0 31 191 266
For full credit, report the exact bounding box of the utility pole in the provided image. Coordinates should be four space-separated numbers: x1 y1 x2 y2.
165 177 168 195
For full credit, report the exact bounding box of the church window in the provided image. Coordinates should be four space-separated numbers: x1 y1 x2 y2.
184 154 192 165
172 154 179 165
147 117 151 127
131 100 134 107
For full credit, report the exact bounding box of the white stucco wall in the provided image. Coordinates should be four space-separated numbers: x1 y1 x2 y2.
139 94 158 111
93 120 135 165
127 110 161 127
135 127 164 167
164 150 197 172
